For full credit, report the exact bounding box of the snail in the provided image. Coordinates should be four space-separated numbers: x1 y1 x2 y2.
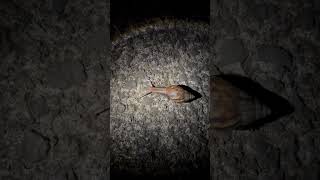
141 84 198 103
210 75 271 129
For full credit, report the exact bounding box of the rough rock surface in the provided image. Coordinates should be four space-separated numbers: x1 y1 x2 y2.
0 0 110 179
111 20 210 178
1 0 320 179
210 0 320 179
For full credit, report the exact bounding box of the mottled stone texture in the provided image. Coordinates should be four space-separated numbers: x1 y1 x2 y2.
0 0 110 179
210 0 320 179
111 20 210 179
2 0 320 179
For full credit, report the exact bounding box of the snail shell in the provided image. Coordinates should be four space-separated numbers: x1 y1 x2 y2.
165 85 196 103
210 76 271 129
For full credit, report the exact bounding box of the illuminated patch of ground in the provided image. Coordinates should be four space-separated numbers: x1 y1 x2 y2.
111 19 210 177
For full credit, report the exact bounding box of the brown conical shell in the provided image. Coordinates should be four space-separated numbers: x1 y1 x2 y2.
210 76 271 129
166 85 196 103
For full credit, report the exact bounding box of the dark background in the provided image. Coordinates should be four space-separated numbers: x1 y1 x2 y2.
111 0 210 37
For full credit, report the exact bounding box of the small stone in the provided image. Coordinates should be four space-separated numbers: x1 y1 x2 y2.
216 39 248 66
257 46 292 67
223 160 239 176
116 103 126 113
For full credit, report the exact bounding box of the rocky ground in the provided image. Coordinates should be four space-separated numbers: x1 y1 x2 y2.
0 0 110 179
111 20 210 179
1 0 320 179
210 0 320 179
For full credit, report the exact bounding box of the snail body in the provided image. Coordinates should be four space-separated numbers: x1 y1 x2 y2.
143 85 196 103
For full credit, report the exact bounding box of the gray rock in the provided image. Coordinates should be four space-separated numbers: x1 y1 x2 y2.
210 1 320 180
296 9 315 30
47 60 86 89
219 62 246 75
86 28 109 53
258 172 283 180
297 134 316 166
244 134 271 157
315 0 320 11
296 40 320 58
52 115 70 137
51 0 68 14
255 4 269 21
69 60 87 84
215 39 248 66
211 15 240 37
21 130 50 163
210 0 219 17
0 27 13 58
0 0 110 179
222 156 239 175
111 20 209 176
53 136 82 159
126 80 137 89
47 62 70 89
65 169 78 180
116 103 126 113
27 95 49 119
299 164 320 180
257 46 292 67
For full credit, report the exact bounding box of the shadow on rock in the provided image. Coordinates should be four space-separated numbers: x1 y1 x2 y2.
211 74 294 130
178 85 202 103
